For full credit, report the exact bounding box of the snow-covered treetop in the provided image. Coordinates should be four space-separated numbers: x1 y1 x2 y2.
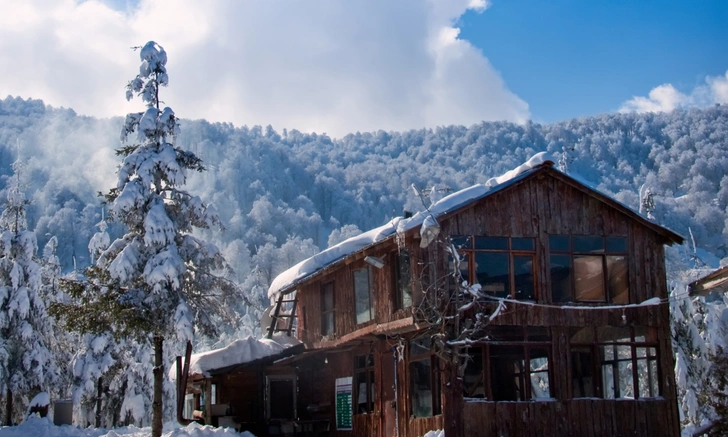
0 160 30 233
82 41 234 342
268 152 555 299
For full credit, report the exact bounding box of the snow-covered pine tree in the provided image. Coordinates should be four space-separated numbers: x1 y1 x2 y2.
0 161 55 425
52 41 237 437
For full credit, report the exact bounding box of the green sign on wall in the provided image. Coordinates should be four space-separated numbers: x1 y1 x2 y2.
335 376 353 430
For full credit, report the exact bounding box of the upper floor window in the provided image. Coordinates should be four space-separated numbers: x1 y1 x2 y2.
353 267 374 324
549 235 629 304
354 354 375 414
453 236 536 300
321 281 335 335
392 249 412 310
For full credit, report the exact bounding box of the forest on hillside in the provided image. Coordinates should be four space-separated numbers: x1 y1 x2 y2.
1 96 727 432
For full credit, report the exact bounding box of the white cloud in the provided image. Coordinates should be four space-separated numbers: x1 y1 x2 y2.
0 0 529 137
620 70 728 114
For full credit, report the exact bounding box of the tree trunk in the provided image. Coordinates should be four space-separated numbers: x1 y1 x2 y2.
95 377 103 428
442 358 464 437
152 335 164 437
4 388 12 426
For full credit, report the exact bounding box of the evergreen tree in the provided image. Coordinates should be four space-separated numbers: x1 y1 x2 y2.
52 41 236 437
0 161 55 425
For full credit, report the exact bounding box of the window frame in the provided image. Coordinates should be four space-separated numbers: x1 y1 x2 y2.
408 338 442 418
549 234 630 304
321 281 336 336
392 249 412 311
354 354 376 415
462 326 552 402
452 236 537 301
569 326 660 399
353 266 374 325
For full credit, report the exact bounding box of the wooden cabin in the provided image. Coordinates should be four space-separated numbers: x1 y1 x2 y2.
190 156 684 436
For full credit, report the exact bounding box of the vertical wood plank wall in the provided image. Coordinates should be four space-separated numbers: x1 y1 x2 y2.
281 168 680 437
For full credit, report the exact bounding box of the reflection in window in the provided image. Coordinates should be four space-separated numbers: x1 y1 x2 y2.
550 235 629 303
570 326 660 399
321 281 335 335
393 249 412 310
353 267 373 324
463 328 551 402
454 236 536 300
409 339 441 417
354 354 375 414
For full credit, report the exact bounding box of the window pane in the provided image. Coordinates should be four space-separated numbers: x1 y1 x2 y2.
617 346 634 398
356 371 370 413
322 282 334 311
410 360 433 417
573 236 604 253
549 235 570 252
602 363 615 399
607 256 629 304
410 338 430 357
550 254 572 303
463 348 485 398
574 255 605 301
475 236 508 250
322 313 334 335
396 250 412 308
475 252 510 298
513 255 535 300
571 349 595 397
354 268 372 324
606 236 628 254
649 357 659 397
490 346 526 401
529 348 551 399
512 237 535 251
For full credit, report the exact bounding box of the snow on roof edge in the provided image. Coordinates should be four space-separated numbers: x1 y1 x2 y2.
268 152 555 299
170 334 301 379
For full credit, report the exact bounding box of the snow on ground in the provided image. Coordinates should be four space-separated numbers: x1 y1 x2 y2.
0 417 254 437
420 430 444 437
269 151 555 298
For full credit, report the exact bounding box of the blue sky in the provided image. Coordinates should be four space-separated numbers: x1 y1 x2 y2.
0 1 726 136
459 0 728 123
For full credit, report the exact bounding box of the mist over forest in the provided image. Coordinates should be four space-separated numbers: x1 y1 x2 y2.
2 96 726 281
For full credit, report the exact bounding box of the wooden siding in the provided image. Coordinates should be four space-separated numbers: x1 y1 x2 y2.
439 174 671 306
462 398 679 437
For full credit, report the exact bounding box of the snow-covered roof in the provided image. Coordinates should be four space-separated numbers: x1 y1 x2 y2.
268 152 555 299
178 335 301 378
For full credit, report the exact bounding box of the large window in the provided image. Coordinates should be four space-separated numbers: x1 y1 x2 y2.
452 236 536 300
353 267 374 324
570 326 660 399
354 354 375 414
321 281 335 336
409 338 441 417
462 326 551 401
392 249 412 310
550 235 629 303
